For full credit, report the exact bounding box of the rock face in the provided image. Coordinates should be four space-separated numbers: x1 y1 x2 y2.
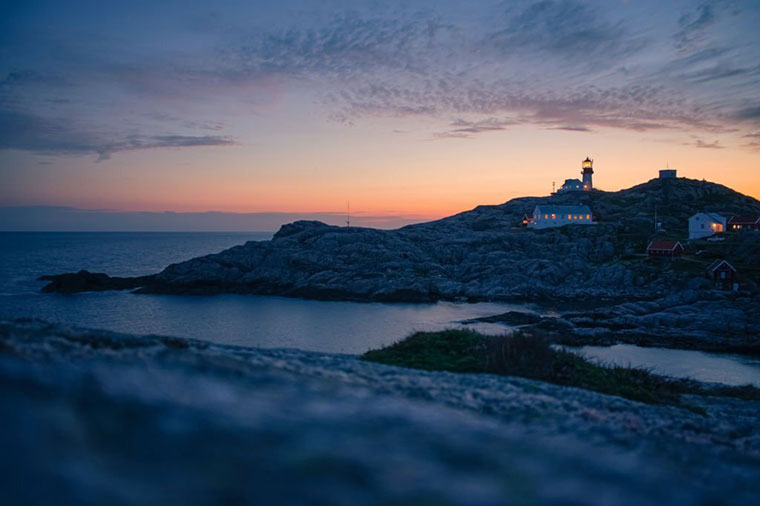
38 270 156 293
41 177 760 301
533 292 760 355
2 319 760 505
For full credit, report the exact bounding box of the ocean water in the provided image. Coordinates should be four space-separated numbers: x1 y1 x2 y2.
1 232 759 385
570 345 760 388
0 232 523 354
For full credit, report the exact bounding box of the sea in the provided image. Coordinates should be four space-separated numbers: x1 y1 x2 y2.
2 231 760 386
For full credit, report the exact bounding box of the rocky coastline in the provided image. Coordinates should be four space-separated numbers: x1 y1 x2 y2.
464 290 760 356
40 178 760 301
38 177 760 354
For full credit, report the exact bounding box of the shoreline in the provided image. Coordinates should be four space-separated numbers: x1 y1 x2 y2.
32 269 760 357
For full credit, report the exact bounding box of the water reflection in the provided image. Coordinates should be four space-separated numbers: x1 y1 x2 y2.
569 344 760 387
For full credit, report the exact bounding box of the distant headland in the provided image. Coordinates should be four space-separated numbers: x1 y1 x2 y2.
41 168 760 300
39 166 760 356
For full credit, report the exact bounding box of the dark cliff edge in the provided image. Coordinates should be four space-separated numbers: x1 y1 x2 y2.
40 177 760 303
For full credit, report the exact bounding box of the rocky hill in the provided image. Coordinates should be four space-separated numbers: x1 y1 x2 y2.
42 177 760 301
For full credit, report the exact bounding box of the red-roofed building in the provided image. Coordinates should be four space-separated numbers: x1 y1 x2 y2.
707 259 737 291
728 216 760 231
647 240 684 258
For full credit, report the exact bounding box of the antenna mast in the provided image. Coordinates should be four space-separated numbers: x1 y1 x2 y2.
654 206 658 232
346 201 350 227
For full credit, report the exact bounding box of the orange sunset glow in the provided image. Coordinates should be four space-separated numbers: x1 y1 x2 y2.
2 1 759 229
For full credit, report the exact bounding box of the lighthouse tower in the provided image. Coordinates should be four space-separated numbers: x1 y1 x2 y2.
581 157 594 190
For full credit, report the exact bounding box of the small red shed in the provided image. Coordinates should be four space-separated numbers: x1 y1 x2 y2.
707 259 737 291
646 240 684 258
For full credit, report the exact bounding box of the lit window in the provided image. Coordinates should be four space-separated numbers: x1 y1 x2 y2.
551 214 556 219
545 214 549 219
586 214 590 220
568 214 572 219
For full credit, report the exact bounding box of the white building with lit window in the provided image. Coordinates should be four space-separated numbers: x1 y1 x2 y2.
528 205 595 229
688 212 726 239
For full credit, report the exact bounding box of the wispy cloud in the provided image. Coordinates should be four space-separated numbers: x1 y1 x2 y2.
95 135 236 161
434 117 516 138
734 105 760 124
488 0 646 62
2 0 760 156
0 109 235 160
674 1 721 53
548 126 592 132
695 139 725 149
742 131 760 150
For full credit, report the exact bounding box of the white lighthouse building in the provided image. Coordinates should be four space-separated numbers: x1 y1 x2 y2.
557 157 595 193
581 157 594 190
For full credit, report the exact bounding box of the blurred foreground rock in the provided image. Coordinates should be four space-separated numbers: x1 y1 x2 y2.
1 319 759 506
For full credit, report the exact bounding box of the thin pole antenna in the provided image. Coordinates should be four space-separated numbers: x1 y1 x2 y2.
552 181 556 194
346 201 350 227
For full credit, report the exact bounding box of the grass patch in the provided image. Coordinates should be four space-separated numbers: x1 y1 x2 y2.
688 383 760 402
362 330 692 408
362 329 483 373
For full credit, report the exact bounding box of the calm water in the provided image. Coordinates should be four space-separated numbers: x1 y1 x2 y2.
571 345 760 387
1 232 759 385
0 232 522 353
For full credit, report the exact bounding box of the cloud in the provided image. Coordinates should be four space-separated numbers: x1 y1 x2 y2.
0 108 235 160
674 1 720 53
95 135 237 161
230 12 452 79
2 0 759 154
488 0 646 61
694 139 724 149
548 126 592 132
742 131 760 150
682 62 760 83
734 105 760 123
434 117 516 138
329 78 723 134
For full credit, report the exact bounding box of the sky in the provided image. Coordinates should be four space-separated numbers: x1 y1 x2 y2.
1 0 759 230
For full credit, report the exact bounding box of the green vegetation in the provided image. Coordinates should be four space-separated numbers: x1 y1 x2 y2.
362 329 484 373
362 329 760 410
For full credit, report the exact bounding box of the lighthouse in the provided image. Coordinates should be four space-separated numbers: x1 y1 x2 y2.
581 157 594 190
